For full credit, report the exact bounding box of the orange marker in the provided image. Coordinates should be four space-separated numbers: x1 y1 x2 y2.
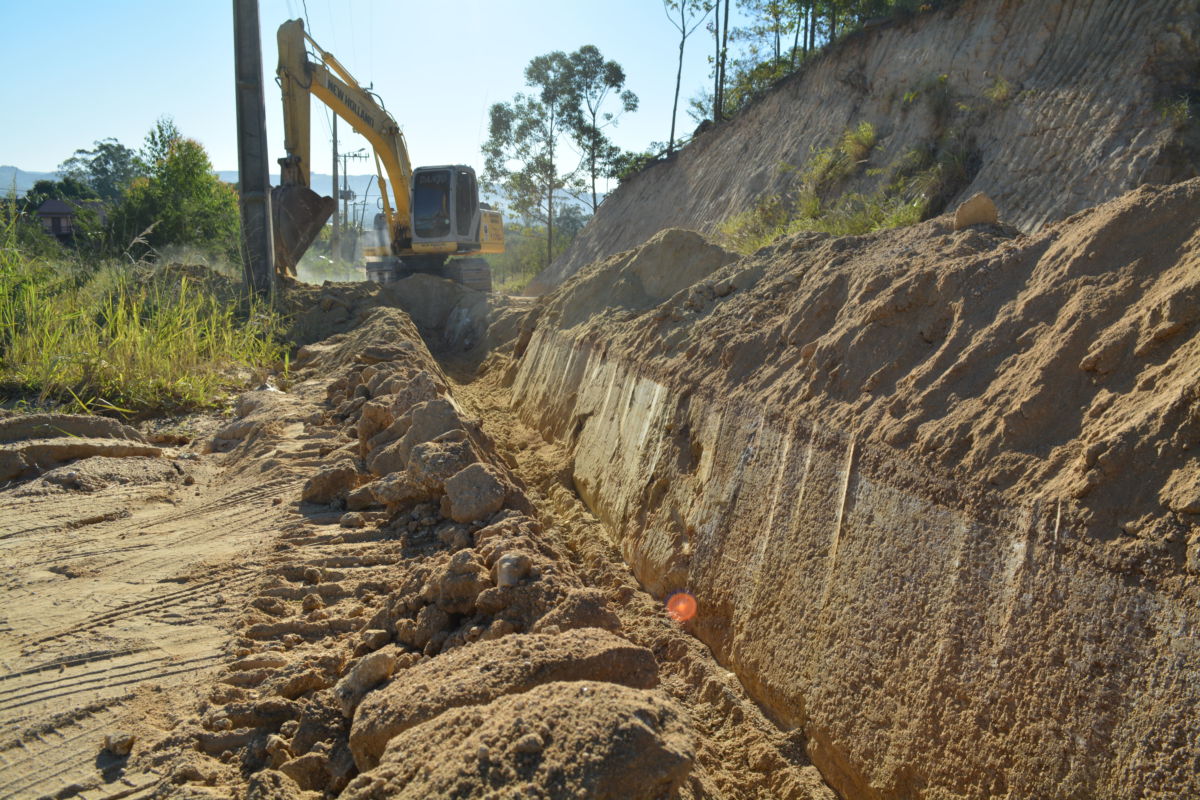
666 591 697 622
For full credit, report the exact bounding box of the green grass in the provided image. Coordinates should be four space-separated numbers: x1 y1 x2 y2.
1156 96 1194 130
0 204 287 416
984 77 1013 104
716 121 970 254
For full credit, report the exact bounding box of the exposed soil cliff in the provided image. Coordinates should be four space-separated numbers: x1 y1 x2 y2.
531 0 1200 294
508 180 1200 799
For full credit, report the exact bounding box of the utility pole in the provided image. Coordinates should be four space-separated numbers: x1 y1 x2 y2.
232 0 274 296
331 115 339 261
339 148 369 249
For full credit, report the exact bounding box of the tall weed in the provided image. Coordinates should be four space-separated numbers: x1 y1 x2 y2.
0 202 286 416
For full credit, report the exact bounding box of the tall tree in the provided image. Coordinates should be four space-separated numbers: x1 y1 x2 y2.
483 52 582 266
58 138 144 202
664 0 712 156
567 45 638 213
108 117 239 258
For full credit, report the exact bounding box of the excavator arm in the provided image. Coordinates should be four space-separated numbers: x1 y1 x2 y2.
273 19 414 273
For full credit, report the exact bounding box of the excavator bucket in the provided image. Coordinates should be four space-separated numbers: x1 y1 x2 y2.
271 185 338 276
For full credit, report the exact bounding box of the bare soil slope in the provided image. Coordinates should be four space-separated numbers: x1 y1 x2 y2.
533 0 1199 293
507 179 1200 798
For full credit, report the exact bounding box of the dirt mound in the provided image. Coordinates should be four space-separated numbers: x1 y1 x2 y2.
529 179 1200 573
505 178 1200 798
342 681 693 800
283 275 514 356
110 305 830 799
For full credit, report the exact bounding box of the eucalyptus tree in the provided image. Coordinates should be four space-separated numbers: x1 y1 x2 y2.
483 51 583 265
568 45 638 212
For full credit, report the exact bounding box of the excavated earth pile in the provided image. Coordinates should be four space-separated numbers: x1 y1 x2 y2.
5 183 1199 799
506 179 1200 799
0 299 836 799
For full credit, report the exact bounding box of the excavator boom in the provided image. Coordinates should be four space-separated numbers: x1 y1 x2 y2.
271 19 502 288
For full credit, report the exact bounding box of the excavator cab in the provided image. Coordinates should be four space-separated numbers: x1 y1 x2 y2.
411 165 481 250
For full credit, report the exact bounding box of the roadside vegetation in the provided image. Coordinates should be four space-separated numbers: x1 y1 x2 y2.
3 120 288 417
716 117 974 253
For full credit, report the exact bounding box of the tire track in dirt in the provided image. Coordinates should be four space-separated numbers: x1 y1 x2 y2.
0 404 322 799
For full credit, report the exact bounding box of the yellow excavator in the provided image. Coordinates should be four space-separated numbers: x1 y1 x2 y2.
272 19 503 292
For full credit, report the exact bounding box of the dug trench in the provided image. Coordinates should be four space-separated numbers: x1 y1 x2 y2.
7 283 835 799
4 180 1198 800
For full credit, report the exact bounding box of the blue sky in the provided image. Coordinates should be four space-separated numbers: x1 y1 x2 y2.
1 0 744 193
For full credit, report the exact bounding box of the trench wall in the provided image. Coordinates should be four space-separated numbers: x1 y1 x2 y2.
511 327 1200 800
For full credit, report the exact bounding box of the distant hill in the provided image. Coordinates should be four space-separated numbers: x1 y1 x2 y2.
1 166 58 197
5 165 598 223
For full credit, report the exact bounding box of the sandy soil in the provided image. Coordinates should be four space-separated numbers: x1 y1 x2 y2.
0 298 835 799
0 410 315 799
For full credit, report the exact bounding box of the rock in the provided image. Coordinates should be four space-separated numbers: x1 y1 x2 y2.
339 512 366 529
406 433 476 492
349 628 660 770
436 551 492 615
493 552 533 588
301 459 359 504
370 471 429 510
953 192 998 230
442 463 508 523
531 588 622 634
389 371 442 416
334 648 398 717
342 682 692 799
302 593 325 613
102 731 135 756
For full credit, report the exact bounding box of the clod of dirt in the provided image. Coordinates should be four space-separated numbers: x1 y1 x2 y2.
442 462 509 523
342 681 694 800
388 371 442 416
301 458 359 504
368 472 429 510
349 627 660 770
953 191 999 229
102 732 135 757
334 647 398 718
530 588 622 634
407 432 478 492
246 769 318 800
